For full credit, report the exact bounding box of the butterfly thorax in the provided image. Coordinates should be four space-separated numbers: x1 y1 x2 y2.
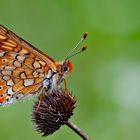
43 60 72 93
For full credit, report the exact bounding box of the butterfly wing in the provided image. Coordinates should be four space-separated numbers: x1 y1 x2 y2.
0 25 56 70
0 25 56 106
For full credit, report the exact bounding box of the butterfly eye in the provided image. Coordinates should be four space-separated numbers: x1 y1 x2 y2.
61 60 73 74
61 63 68 73
63 66 68 72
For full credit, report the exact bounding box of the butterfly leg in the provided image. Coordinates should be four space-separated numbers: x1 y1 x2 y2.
63 78 67 90
36 88 46 113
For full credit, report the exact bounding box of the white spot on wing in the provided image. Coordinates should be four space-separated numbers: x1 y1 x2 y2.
4 66 16 70
3 75 10 81
2 70 12 75
46 70 52 78
17 55 26 62
7 88 14 95
14 60 21 67
33 71 39 77
3 98 14 106
0 51 6 56
24 79 34 86
7 79 14 86
20 72 26 79
33 61 41 69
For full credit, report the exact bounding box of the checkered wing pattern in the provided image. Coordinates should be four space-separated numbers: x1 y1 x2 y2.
0 25 56 106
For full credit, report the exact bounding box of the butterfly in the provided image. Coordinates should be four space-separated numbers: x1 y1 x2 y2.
0 25 88 106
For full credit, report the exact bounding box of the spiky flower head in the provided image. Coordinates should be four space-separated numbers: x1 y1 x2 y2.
32 89 76 136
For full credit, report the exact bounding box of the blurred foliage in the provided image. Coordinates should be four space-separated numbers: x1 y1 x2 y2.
0 0 140 140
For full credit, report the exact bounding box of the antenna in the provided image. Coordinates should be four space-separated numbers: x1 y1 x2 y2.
65 32 88 61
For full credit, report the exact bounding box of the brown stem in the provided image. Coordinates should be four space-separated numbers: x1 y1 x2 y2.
65 120 90 140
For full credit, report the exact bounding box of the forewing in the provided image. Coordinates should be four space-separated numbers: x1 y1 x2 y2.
0 25 54 106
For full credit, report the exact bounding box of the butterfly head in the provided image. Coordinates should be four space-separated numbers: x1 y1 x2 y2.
60 60 73 76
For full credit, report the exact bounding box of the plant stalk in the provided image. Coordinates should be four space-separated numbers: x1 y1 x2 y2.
65 120 90 140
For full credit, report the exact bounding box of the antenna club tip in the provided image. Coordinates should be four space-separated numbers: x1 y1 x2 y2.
82 45 87 51
83 32 88 39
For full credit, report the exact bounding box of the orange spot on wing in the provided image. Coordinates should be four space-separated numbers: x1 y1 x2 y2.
0 95 7 103
3 41 16 47
0 80 7 94
0 34 6 40
13 67 24 77
20 48 29 54
4 52 12 57
0 49 3 52
35 77 44 84
14 46 21 52
24 58 34 68
13 78 21 83
19 84 41 94
13 80 24 92
7 39 16 45
1 45 13 51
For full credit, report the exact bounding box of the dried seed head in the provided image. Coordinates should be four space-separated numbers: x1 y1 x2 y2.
32 89 76 137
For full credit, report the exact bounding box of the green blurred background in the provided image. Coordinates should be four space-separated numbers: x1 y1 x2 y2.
0 0 140 140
